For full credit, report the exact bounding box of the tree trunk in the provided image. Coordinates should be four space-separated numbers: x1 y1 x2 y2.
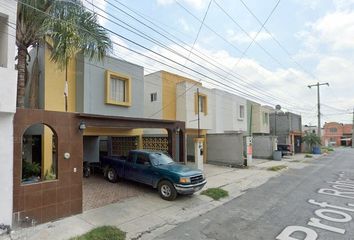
17 46 27 108
29 54 40 109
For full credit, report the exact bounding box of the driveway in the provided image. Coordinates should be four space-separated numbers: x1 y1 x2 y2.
83 174 152 211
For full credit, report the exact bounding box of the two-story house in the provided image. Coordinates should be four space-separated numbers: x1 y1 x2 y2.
14 45 185 225
323 122 352 147
208 89 248 134
269 111 302 153
144 71 212 161
246 100 270 135
0 0 17 226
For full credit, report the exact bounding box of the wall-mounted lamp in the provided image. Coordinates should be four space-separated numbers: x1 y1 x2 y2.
175 127 180 135
79 121 86 131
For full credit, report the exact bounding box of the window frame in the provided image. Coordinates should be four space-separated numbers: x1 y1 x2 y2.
263 112 269 125
194 92 208 115
150 92 157 102
238 104 245 120
21 124 58 185
105 70 132 107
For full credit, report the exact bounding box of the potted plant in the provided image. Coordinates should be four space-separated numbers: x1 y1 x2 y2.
303 132 321 154
22 160 41 183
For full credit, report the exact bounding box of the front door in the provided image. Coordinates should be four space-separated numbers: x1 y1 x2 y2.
294 136 302 153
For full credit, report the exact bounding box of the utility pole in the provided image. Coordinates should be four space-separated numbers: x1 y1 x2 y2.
197 88 200 138
352 107 354 148
308 82 329 139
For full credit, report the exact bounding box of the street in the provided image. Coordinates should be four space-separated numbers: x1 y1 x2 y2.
154 148 354 240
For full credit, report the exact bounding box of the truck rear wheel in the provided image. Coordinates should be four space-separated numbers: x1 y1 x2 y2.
158 180 177 201
106 167 118 183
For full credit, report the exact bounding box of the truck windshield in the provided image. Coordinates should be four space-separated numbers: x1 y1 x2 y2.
149 153 174 166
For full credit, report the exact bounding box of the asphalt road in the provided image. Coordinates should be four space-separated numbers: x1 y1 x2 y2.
154 148 354 240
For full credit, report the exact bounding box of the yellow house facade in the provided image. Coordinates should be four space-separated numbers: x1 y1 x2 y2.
144 71 212 161
26 45 147 174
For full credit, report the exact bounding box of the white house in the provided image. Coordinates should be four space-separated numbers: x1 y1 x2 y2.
0 0 17 226
208 88 248 134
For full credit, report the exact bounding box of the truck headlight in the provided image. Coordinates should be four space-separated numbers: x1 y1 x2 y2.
179 177 191 183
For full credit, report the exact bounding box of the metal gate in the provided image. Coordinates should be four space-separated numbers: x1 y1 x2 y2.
143 136 168 152
111 136 139 156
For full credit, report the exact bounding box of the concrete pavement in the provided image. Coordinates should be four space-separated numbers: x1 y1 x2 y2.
1 153 323 240
153 149 352 240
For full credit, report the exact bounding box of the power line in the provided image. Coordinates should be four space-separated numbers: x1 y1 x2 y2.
170 0 310 108
185 0 212 64
93 0 312 111
238 0 316 79
231 0 281 68
15 0 316 115
83 1 310 111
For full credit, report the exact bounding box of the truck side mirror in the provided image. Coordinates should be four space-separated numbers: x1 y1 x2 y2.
144 161 151 167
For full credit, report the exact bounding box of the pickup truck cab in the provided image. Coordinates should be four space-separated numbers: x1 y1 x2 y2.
101 150 207 201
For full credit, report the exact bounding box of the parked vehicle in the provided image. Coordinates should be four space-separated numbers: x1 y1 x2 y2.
277 144 291 156
100 150 207 201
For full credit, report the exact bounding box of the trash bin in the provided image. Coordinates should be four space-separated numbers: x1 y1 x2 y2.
312 146 321 154
273 150 282 161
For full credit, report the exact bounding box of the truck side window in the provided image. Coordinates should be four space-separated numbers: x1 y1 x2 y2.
127 152 135 163
136 153 148 165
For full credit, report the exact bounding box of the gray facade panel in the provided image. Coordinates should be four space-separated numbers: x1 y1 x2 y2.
207 133 244 166
252 135 277 159
83 136 99 163
77 56 144 117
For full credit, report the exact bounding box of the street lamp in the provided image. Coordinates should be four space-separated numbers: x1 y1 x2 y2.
274 104 281 136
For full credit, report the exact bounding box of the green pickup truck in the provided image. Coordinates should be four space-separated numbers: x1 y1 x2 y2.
100 149 207 201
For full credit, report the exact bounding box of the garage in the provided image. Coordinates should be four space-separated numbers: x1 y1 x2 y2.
80 114 186 211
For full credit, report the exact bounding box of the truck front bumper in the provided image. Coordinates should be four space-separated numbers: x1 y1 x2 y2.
174 179 207 194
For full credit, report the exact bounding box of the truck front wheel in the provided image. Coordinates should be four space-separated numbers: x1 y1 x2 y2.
106 167 118 183
158 180 177 201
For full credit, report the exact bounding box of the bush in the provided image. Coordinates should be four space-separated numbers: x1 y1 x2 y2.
70 226 126 240
303 133 321 149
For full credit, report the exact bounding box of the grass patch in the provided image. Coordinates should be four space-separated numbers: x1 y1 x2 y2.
291 160 301 163
70 226 126 240
267 165 287 171
305 154 313 158
201 188 229 200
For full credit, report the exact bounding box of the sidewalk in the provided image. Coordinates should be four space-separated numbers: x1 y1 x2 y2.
2 153 323 240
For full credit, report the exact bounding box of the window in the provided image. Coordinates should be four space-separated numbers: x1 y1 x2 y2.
195 92 208 115
263 112 269 125
239 105 245 119
22 124 57 184
0 15 9 67
150 92 157 102
106 70 131 106
329 128 337 133
136 153 149 165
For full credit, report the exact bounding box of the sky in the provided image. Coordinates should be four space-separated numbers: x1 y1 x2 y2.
85 0 354 126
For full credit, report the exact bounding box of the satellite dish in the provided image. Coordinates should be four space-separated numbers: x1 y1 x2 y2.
275 104 281 111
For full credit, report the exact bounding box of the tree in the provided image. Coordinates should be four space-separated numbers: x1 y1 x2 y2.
16 0 112 108
303 132 321 150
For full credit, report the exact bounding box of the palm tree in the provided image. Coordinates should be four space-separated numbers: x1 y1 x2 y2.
16 0 112 108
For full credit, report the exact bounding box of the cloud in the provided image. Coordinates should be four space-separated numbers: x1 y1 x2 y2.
156 0 208 10
310 10 354 50
178 17 194 32
332 0 354 10
226 29 272 44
